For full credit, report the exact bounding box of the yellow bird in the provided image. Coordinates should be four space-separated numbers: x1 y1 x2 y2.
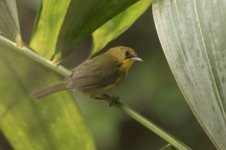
32 46 142 103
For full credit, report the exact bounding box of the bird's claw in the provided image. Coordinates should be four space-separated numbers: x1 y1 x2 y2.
108 96 119 107
91 94 120 106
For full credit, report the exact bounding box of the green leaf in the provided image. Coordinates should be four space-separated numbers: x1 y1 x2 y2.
30 0 71 59
0 37 95 150
153 0 226 149
30 0 139 62
91 0 152 56
0 0 22 45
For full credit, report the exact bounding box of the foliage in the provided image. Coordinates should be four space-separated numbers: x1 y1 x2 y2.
0 0 225 149
153 0 226 149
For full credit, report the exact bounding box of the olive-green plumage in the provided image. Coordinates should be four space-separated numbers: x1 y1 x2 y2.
32 46 142 100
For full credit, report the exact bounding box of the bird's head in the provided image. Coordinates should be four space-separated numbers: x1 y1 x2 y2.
107 46 143 72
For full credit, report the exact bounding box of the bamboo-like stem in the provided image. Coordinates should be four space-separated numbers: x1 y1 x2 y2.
0 36 71 76
113 101 191 150
0 36 191 150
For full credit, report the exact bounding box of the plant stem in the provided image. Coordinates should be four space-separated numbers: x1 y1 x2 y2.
0 36 191 150
0 36 71 76
113 101 191 150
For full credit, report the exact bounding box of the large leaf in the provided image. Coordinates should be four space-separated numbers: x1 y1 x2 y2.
0 37 95 150
91 0 152 56
0 1 95 149
153 0 226 149
0 0 22 45
30 0 71 59
30 0 139 62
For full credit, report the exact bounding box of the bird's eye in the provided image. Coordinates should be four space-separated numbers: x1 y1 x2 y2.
125 51 133 59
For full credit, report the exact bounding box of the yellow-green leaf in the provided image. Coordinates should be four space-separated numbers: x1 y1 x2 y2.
30 0 71 59
30 0 139 62
0 37 95 150
91 0 152 56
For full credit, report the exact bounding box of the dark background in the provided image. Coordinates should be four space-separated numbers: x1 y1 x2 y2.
0 0 216 150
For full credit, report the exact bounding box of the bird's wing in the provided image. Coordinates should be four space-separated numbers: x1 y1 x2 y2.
67 54 121 91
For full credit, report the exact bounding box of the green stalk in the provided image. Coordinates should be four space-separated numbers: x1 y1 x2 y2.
0 36 191 150
113 101 191 150
0 36 71 76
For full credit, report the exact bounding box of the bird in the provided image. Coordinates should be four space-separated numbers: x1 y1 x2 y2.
31 46 142 104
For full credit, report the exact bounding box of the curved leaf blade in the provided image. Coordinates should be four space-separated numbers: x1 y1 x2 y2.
0 37 95 150
30 0 71 58
91 0 152 56
53 0 139 62
153 0 226 149
30 0 139 61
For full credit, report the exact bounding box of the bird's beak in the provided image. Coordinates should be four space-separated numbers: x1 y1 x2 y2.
132 57 143 62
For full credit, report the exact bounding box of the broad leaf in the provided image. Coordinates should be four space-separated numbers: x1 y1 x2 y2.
30 0 71 59
0 37 95 150
153 0 226 149
91 0 152 56
30 0 139 62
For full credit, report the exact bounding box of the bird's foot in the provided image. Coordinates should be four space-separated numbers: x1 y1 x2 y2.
91 94 120 106
108 95 119 106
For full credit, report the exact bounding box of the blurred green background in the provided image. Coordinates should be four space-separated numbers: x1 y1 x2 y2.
0 0 216 150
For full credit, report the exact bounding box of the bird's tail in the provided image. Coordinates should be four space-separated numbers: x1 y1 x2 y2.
32 81 67 100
